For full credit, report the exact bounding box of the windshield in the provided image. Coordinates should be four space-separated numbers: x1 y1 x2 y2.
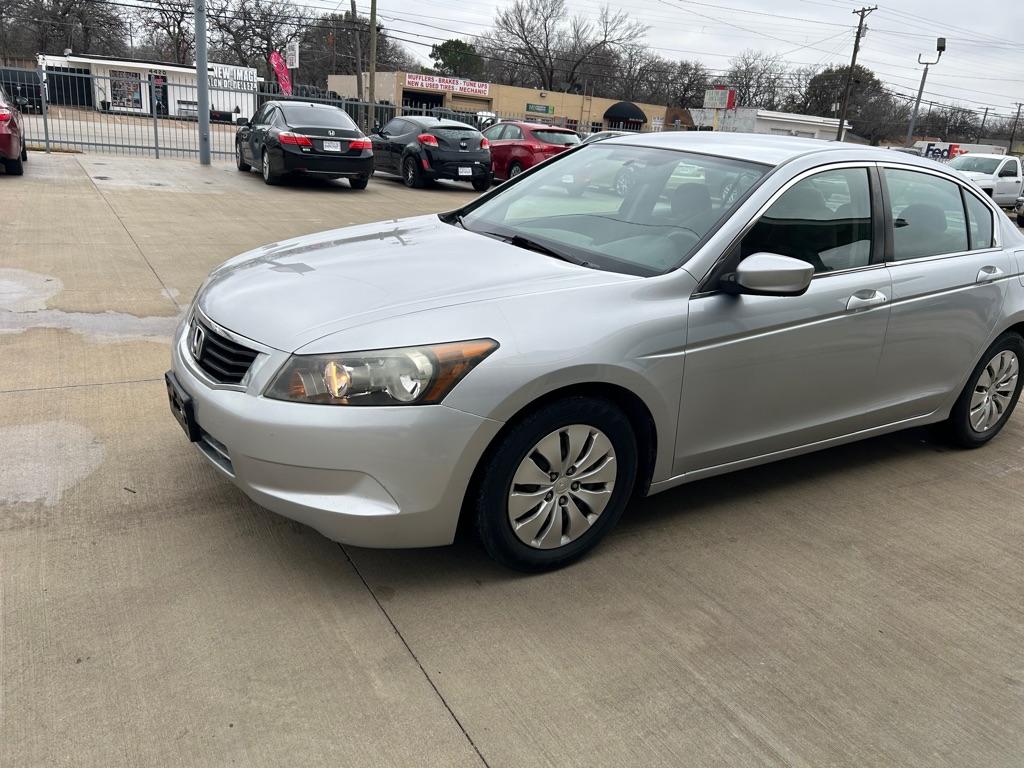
948 156 1001 174
281 104 357 129
533 130 581 146
459 144 769 276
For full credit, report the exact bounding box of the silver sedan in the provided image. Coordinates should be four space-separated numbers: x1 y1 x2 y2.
167 133 1024 571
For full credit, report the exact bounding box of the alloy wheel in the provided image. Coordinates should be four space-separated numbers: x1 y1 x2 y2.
509 164 523 178
404 159 416 185
507 424 617 550
262 152 270 181
970 350 1019 432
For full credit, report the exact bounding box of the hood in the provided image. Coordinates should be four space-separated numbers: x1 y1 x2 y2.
959 170 994 182
198 215 633 351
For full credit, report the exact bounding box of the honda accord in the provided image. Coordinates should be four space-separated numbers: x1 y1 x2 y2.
167 133 1024 570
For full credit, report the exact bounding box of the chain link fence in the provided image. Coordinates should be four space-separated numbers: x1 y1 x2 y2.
3 67 653 160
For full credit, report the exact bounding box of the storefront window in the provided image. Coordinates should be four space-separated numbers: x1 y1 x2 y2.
110 70 142 109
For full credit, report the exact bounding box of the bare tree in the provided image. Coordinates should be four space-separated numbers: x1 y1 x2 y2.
134 0 194 65
17 0 127 59
492 0 645 91
208 0 310 79
668 60 710 108
720 50 787 110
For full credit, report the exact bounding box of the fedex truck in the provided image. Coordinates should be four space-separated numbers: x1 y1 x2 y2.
912 141 1006 160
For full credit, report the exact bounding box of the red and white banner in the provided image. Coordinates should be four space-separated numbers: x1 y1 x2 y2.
269 51 292 96
404 73 489 97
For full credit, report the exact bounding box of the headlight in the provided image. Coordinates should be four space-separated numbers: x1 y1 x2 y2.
265 339 498 406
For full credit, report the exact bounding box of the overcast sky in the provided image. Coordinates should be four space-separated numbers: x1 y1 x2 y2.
333 0 1023 120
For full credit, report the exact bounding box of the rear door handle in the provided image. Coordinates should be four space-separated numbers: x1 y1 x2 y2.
977 265 1005 283
846 289 888 311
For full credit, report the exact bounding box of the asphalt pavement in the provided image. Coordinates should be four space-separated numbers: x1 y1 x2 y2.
1 152 1022 767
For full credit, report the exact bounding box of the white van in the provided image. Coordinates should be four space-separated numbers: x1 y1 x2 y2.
947 153 1023 206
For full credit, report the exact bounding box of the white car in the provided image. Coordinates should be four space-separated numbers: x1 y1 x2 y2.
948 153 1023 206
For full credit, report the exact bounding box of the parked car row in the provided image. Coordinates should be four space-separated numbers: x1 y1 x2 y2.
234 102 633 192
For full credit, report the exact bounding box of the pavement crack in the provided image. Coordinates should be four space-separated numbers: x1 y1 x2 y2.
339 544 491 768
80 157 183 312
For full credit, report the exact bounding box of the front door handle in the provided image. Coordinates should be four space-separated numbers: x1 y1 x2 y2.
977 265 1005 283
846 289 888 311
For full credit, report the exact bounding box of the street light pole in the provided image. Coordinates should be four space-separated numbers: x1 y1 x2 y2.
194 0 211 165
835 6 876 142
904 37 945 148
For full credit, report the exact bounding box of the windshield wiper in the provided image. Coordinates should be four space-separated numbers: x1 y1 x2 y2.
479 231 584 266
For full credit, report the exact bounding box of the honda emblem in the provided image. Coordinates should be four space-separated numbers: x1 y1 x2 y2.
190 323 206 359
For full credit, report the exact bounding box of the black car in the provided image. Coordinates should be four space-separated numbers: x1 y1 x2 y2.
236 101 373 188
370 115 491 191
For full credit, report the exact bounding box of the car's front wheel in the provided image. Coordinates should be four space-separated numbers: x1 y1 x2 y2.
948 332 1023 448
236 142 250 172
473 396 638 571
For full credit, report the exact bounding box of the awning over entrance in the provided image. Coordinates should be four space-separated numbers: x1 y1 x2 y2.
603 101 647 124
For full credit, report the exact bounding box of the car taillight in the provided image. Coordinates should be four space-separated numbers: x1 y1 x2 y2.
417 134 438 147
0 109 12 122
279 132 312 147
480 137 490 150
348 138 372 150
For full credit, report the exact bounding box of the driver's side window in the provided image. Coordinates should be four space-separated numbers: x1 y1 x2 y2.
380 118 403 135
740 168 873 274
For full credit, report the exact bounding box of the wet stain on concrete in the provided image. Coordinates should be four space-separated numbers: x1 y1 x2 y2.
0 268 180 342
0 422 105 508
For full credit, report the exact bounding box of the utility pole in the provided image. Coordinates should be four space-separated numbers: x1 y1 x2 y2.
904 37 945 147
349 0 363 102
1009 103 1023 154
836 6 875 142
977 106 989 142
367 0 377 125
194 0 211 165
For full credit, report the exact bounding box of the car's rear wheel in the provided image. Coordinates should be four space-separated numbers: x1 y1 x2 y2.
4 155 24 176
21 144 28 162
403 156 424 189
349 175 369 190
472 176 491 192
474 396 637 571
508 162 523 179
236 142 250 172
948 332 1023 448
261 149 278 185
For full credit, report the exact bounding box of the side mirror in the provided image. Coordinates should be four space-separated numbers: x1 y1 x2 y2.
236 116 249 126
15 96 28 106
721 253 814 297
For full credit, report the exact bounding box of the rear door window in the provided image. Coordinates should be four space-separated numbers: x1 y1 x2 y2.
884 169 969 260
504 125 524 141
533 130 581 146
964 191 994 249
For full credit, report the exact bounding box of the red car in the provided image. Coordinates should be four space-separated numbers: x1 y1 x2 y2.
482 121 581 181
0 83 26 176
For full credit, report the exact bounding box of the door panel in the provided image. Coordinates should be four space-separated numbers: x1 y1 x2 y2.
878 252 1011 418
676 269 892 474
876 166 1013 419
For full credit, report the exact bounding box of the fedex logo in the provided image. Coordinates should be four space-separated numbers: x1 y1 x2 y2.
923 143 964 159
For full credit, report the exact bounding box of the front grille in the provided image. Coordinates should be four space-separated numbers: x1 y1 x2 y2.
192 319 258 385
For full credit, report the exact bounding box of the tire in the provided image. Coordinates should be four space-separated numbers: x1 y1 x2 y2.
21 144 28 162
236 142 250 172
1017 212 1024 228
4 156 24 176
349 175 369 190
261 149 278 185
947 332 1024 448
471 176 491 192
402 156 424 189
508 162 523 180
474 396 638 572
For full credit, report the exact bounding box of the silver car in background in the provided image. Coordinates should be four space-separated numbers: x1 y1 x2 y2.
167 133 1024 571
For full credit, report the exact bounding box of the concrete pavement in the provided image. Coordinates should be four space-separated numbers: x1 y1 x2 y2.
1 152 1022 767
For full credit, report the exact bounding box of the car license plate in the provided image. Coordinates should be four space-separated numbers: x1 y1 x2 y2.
165 371 200 442
323 140 342 152
458 167 472 176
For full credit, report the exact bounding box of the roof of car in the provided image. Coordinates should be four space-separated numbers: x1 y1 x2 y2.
403 115 475 129
502 121 575 131
602 131 941 168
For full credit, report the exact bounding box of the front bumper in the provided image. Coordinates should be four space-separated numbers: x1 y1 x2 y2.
169 321 502 548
